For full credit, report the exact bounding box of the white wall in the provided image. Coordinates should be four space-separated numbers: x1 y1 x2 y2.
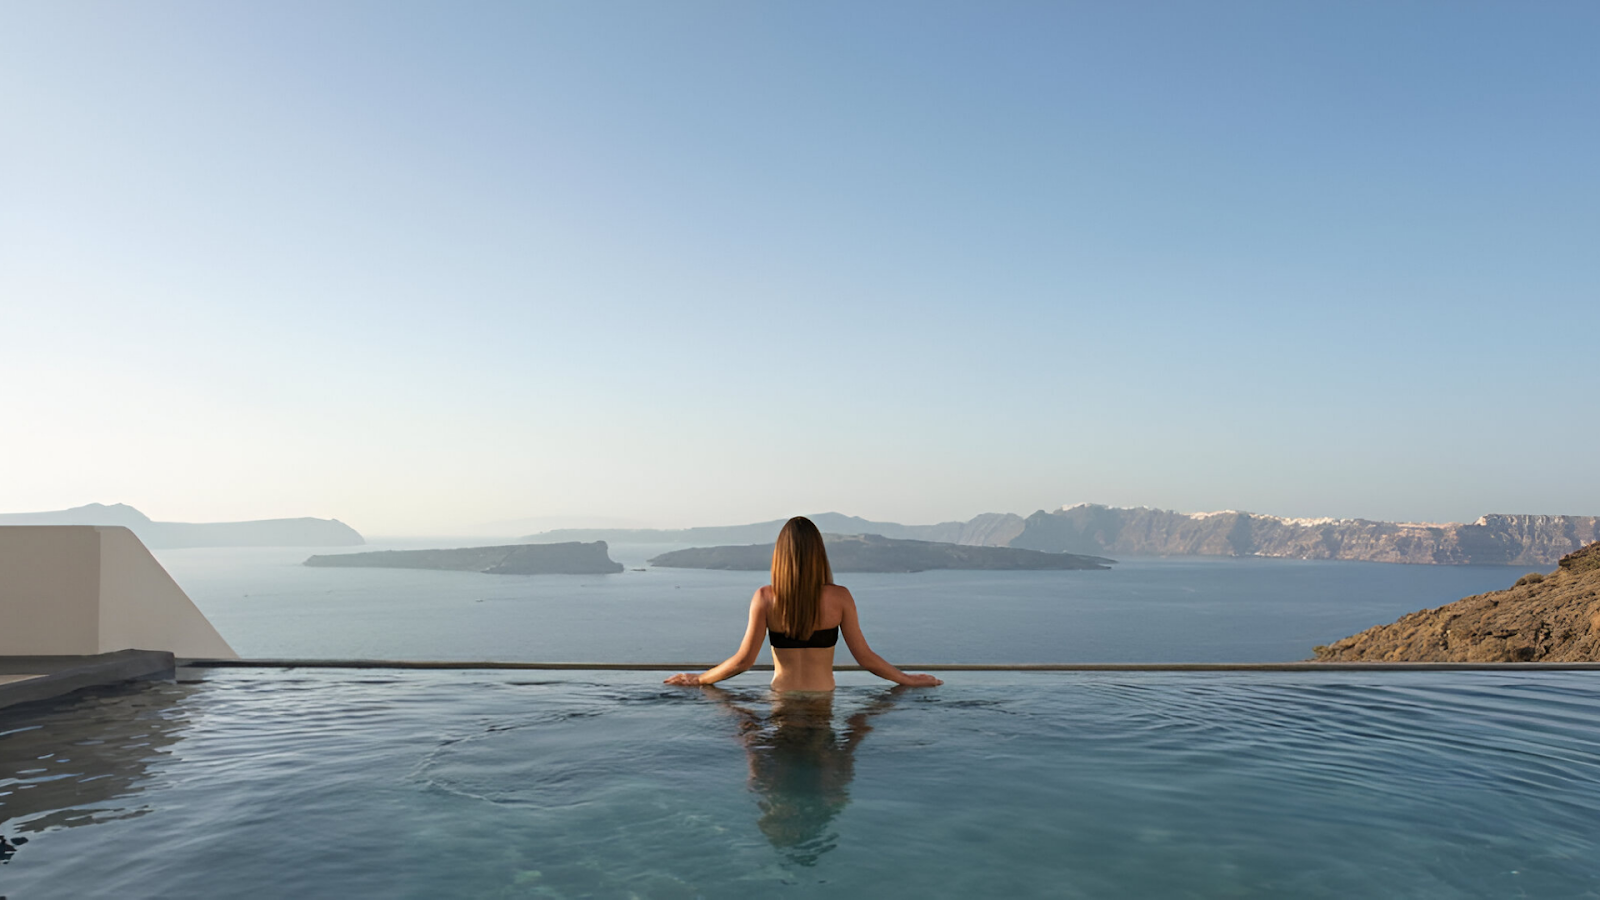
0 526 238 659
0 526 101 654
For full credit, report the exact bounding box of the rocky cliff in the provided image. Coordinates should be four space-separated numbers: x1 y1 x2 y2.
1313 542 1600 662
305 541 623 575
1010 505 1600 567
648 533 1112 573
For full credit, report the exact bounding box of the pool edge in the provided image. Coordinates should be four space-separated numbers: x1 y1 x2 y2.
179 658 1600 672
0 649 176 710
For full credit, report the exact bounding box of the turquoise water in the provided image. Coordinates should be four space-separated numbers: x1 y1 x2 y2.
3 669 1598 898
155 545 1526 662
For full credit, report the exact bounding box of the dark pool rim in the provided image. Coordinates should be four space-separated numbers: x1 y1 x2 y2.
180 659 1600 672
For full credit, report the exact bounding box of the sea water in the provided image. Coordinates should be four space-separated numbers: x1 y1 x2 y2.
2 669 1597 898
156 542 1528 662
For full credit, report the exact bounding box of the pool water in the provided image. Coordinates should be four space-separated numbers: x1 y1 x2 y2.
2 669 1598 898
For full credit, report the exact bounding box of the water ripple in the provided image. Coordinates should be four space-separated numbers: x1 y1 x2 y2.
1 670 1598 898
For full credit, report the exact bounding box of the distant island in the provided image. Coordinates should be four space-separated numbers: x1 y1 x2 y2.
525 505 1600 567
648 533 1113 573
0 503 364 549
1314 541 1600 662
305 541 623 575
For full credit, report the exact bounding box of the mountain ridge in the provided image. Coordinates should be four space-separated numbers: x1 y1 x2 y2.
524 505 1598 567
519 512 1017 547
0 503 365 549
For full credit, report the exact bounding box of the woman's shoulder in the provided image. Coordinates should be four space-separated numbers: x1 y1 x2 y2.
821 583 854 603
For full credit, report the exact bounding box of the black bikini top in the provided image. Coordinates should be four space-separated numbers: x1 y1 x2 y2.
768 625 839 649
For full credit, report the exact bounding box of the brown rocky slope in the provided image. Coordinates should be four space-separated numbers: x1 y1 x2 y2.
1313 542 1600 662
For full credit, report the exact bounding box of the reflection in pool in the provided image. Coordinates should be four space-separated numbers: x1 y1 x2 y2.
2 669 1599 897
703 686 904 864
0 681 196 837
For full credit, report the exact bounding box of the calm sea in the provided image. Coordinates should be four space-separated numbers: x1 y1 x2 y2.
157 541 1528 664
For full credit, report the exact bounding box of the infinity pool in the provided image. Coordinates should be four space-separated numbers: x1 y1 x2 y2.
2 669 1598 898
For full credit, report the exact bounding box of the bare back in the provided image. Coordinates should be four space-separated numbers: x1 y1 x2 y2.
761 583 849 692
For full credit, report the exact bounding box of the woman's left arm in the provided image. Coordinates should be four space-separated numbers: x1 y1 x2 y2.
665 589 767 686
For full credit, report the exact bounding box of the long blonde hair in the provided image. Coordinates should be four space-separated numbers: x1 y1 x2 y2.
770 516 834 639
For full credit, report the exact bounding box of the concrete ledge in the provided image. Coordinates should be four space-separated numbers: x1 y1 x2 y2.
0 650 176 711
0 526 237 659
184 658 1600 672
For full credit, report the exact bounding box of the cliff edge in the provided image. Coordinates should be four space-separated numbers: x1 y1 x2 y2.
1313 542 1600 662
1012 505 1600 567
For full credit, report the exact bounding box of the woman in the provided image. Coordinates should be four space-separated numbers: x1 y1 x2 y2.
665 516 942 691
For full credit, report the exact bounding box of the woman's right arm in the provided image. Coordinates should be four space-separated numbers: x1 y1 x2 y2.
837 587 942 687
665 588 767 686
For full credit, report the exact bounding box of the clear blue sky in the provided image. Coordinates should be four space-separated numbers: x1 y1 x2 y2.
2 2 1596 534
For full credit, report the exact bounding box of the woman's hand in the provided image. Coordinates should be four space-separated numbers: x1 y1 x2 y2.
664 672 703 686
900 673 942 687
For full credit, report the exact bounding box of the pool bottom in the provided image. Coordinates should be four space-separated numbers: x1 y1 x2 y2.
2 670 1597 898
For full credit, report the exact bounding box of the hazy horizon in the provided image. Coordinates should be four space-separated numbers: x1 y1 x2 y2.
4 497 1595 540
4 2 1597 535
